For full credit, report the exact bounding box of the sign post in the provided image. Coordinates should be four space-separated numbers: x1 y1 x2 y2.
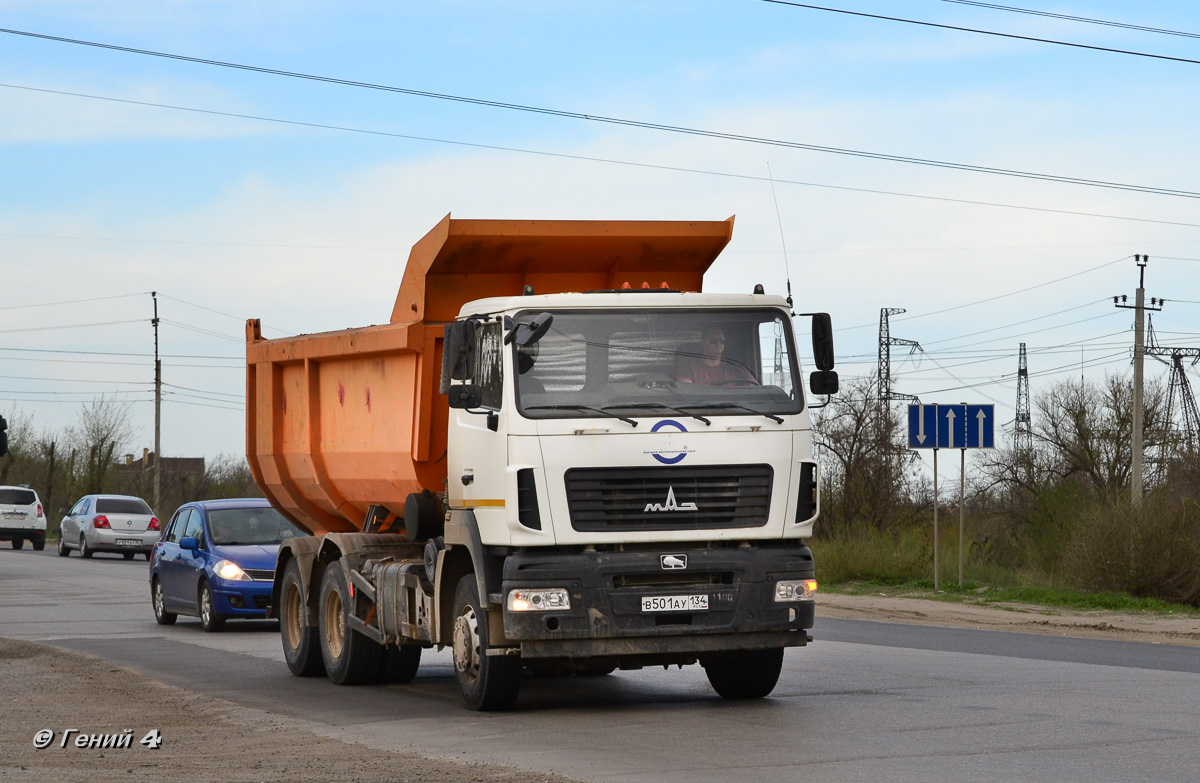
908 403 994 589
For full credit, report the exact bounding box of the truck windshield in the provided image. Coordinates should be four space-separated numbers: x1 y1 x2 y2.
514 309 803 419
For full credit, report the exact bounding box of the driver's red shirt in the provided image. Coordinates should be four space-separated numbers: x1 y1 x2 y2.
676 358 755 385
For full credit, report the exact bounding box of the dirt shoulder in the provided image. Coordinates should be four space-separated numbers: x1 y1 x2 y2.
0 637 582 783
819 591 1200 647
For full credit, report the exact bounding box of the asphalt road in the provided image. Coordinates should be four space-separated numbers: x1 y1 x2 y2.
4 545 1199 783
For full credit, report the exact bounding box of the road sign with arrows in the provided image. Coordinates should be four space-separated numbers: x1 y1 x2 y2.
907 404 994 450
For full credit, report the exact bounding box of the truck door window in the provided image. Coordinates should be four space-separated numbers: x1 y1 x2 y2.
758 316 798 398
476 322 503 410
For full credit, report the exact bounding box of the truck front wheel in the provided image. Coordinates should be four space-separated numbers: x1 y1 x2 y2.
452 575 521 711
319 564 381 685
280 558 323 677
702 648 785 700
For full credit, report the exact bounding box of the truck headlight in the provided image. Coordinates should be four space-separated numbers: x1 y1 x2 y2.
507 588 571 612
774 579 817 602
214 560 251 581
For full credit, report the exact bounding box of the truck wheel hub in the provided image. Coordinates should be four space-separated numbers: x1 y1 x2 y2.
453 608 481 680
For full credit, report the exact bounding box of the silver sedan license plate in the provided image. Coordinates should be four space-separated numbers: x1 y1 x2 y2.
641 594 708 613
116 538 140 546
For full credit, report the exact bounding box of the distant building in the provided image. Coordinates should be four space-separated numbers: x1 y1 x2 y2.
116 448 205 478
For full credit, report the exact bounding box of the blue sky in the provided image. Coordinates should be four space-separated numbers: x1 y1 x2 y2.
2 0 1198 486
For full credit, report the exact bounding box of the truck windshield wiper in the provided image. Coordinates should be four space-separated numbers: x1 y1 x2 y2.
676 403 783 424
524 404 638 427
602 403 711 426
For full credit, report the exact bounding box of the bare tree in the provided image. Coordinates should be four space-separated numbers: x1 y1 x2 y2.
66 397 136 495
1033 374 1165 499
813 373 921 532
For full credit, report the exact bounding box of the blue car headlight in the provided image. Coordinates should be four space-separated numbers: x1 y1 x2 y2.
213 560 251 581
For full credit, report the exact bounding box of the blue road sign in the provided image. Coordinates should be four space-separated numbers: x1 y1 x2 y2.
965 404 995 448
936 404 967 449
907 404 938 449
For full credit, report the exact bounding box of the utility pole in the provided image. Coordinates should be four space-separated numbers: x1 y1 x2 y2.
152 291 161 512
1113 256 1162 506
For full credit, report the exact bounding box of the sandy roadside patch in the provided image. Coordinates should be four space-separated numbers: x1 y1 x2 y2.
0 637 582 783
818 591 1200 647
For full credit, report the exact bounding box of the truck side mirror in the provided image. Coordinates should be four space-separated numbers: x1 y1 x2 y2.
447 384 484 410
440 320 477 394
504 312 554 347
810 313 835 372
809 370 839 396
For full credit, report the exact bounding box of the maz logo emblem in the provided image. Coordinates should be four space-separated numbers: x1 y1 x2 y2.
644 486 697 513
661 554 687 570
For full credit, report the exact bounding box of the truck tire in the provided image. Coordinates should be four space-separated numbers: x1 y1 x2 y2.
452 575 521 711
152 578 177 625
279 558 323 677
318 564 382 685
377 644 422 684
702 648 785 700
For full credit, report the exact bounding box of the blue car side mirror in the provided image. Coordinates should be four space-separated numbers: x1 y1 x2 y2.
181 536 199 553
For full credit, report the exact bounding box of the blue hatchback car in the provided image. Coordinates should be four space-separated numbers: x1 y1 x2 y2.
149 498 305 631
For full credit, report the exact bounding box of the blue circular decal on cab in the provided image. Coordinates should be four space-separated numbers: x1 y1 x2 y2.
649 419 688 464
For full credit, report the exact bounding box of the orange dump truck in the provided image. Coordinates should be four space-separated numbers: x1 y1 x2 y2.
247 214 838 710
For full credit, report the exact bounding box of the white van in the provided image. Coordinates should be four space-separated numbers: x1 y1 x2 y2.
0 485 47 551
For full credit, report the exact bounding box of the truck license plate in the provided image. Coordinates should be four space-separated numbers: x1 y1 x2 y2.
641 594 708 613
116 539 140 546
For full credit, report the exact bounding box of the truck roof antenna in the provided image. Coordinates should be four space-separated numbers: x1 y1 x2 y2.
767 163 794 314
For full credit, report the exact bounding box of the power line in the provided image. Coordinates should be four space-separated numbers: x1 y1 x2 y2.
0 291 149 311
0 346 240 360
758 1 1200 67
158 293 296 336
0 318 145 335
2 31 1198 199
933 1 1200 40
0 373 152 386
162 382 243 400
160 319 244 343
918 298 1108 347
897 257 1130 323
7 81 1200 233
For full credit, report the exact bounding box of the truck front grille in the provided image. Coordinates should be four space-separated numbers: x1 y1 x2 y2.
564 464 772 532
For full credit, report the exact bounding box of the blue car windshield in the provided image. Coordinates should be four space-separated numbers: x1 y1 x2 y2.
207 507 303 545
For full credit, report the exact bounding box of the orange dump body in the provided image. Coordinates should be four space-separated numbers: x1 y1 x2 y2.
246 214 735 536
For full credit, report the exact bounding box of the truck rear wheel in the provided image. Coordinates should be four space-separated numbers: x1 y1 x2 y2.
319 564 382 685
452 575 521 711
280 558 323 677
377 645 422 684
702 648 785 700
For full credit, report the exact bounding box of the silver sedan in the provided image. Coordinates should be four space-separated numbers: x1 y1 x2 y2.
58 494 160 560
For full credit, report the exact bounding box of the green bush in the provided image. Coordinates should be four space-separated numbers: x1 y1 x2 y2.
1061 495 1200 607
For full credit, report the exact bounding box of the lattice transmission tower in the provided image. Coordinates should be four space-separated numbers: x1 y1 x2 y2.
1014 342 1033 454
878 307 921 407
1148 318 1200 455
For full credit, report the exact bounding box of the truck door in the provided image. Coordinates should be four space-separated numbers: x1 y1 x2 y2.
448 321 511 538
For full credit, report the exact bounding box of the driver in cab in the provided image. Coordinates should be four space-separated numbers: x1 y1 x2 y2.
675 325 755 385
